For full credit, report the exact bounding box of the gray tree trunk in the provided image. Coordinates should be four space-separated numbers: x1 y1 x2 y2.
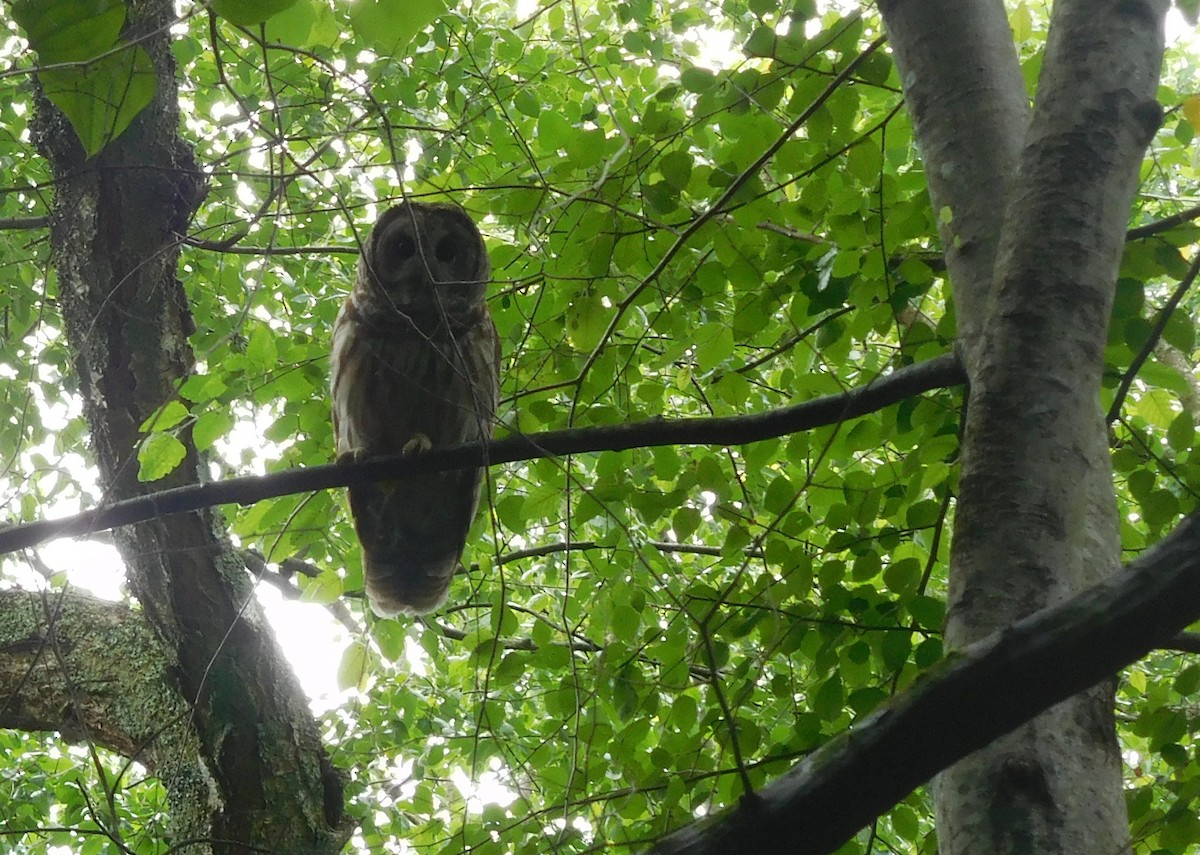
879 0 1166 852
26 0 346 850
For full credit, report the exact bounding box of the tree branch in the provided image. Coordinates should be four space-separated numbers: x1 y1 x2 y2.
1106 250 1200 423
0 590 176 758
651 510 1200 855
0 352 965 555
1161 631 1200 654
1126 202 1200 240
0 216 48 230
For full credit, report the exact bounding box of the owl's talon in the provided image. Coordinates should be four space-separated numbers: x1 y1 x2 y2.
401 433 433 456
337 448 368 465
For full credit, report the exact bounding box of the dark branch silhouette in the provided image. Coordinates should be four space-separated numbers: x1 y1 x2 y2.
1125 203 1200 240
651 510 1200 855
0 215 48 230
0 353 965 555
1106 250 1200 424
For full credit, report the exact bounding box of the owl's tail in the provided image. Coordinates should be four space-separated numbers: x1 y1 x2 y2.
362 550 458 616
348 472 482 616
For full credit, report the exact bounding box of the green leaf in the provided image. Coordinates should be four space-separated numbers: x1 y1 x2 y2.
1174 665 1200 696
1162 309 1195 352
908 596 945 630
536 110 572 151
337 641 369 691
812 675 844 720
1010 2 1033 41
694 322 734 372
350 0 450 55
491 652 526 688
763 475 796 515
12 0 124 63
513 88 541 118
1141 490 1179 528
264 0 338 47
1167 412 1194 451
567 294 609 350
1136 360 1191 396
1111 279 1144 320
137 432 187 482
659 150 693 191
743 25 775 58
211 0 300 26
179 372 227 401
1132 388 1178 430
139 400 189 432
679 66 717 93
13 0 152 156
883 557 921 599
881 631 913 672
372 619 408 661
38 45 156 157
193 409 235 452
245 325 278 368
905 499 942 529
301 570 343 605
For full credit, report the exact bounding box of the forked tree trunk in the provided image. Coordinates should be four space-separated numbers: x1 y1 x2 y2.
879 0 1166 852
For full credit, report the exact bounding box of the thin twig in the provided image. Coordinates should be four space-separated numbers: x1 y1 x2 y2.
1106 252 1200 424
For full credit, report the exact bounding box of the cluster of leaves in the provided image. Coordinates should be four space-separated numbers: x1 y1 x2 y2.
0 731 169 854
0 0 1199 852
1110 63 1200 848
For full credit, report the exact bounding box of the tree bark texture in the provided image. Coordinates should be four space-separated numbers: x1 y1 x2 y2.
878 0 1030 357
881 1 1167 853
26 1 345 850
0 589 214 844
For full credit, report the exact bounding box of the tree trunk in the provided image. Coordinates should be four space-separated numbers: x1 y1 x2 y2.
879 0 1166 852
28 1 345 850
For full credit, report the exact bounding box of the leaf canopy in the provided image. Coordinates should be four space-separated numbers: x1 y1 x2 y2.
1 1 1199 852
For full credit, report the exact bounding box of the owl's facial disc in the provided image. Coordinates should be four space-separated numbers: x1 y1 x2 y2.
375 219 479 285
426 229 477 286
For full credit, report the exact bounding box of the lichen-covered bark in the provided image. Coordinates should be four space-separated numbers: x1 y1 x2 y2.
0 589 213 844
879 1 1167 853
27 1 344 850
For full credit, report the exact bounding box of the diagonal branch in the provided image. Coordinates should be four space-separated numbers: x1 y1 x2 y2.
650 510 1200 855
0 352 964 555
1106 250 1200 424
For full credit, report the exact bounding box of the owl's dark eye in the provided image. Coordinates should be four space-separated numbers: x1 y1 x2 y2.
434 236 458 263
394 235 416 260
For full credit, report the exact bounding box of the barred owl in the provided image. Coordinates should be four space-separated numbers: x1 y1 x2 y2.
331 202 499 616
